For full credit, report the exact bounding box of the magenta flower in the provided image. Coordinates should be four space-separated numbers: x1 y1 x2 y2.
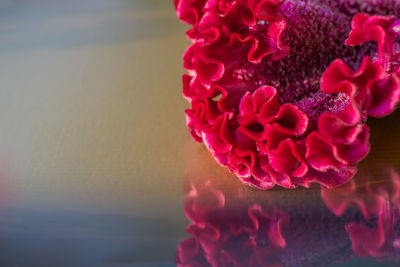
175 0 400 189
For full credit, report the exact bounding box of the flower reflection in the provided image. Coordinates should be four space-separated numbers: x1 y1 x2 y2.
322 166 400 258
177 155 400 266
180 179 288 266
178 172 288 266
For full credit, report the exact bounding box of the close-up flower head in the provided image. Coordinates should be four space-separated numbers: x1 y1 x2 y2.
175 0 400 189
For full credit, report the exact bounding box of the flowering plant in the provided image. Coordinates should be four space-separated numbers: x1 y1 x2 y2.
175 0 400 189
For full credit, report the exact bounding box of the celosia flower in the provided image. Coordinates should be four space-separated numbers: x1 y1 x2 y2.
175 0 400 189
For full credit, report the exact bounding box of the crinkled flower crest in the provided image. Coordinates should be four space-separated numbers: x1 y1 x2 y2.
175 0 400 189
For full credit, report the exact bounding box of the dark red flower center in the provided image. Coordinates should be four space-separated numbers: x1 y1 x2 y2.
220 0 400 120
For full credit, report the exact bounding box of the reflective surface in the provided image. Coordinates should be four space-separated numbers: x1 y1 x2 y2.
178 147 400 267
0 0 399 266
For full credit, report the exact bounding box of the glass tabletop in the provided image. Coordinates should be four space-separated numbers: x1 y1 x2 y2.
0 0 399 266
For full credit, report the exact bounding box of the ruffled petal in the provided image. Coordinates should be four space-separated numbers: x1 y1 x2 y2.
269 139 308 178
273 104 309 136
305 132 347 172
177 1 400 189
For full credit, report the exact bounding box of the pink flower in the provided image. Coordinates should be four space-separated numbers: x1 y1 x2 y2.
175 0 400 189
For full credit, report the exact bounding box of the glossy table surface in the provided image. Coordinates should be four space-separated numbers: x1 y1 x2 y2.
0 0 399 266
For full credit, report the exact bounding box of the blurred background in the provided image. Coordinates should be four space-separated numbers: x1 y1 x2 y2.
0 0 193 266
0 0 400 266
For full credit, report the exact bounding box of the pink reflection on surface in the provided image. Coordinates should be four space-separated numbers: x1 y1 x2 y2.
177 151 400 266
322 167 400 258
177 173 288 266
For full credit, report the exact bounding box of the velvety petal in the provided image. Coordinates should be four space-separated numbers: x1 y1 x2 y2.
175 0 206 24
273 104 309 136
184 44 225 85
239 91 255 116
305 132 347 172
203 116 234 155
318 113 363 145
367 74 400 117
321 56 384 115
239 115 266 141
257 87 280 124
263 124 290 150
197 10 224 43
268 139 308 178
252 86 278 112
335 124 370 164
346 13 398 66
247 0 285 22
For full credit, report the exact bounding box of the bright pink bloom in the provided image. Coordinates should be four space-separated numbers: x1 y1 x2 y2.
175 0 400 189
